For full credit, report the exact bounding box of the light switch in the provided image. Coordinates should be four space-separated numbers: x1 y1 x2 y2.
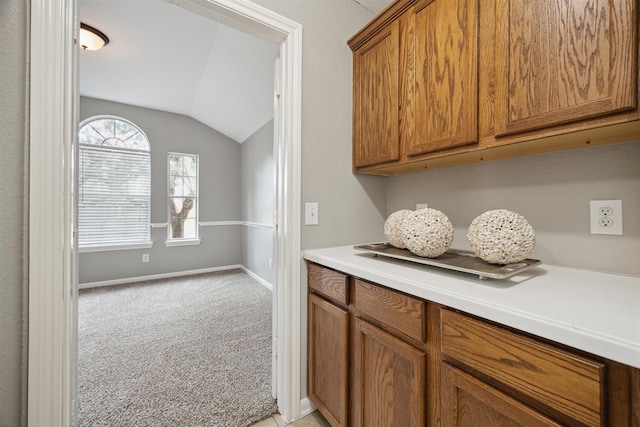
305 202 319 225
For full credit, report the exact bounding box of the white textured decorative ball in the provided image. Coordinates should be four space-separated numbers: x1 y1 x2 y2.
467 209 536 265
384 209 413 248
401 208 454 258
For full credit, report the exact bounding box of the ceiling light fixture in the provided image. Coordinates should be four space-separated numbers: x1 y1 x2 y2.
79 23 109 51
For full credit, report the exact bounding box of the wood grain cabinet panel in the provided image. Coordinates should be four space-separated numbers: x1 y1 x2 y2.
352 21 400 168
441 363 562 427
441 309 604 426
308 293 349 427
308 262 349 305
494 0 638 136
353 319 426 427
348 0 639 175
354 279 426 342
307 262 639 427
407 0 479 155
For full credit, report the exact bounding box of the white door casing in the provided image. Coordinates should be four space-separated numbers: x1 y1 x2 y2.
28 0 303 424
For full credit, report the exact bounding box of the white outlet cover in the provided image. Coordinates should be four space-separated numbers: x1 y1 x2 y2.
416 203 429 210
590 200 623 235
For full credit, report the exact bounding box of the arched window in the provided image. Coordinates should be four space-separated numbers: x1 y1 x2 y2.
78 116 151 249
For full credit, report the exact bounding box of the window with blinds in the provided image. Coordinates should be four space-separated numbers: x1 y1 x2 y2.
78 116 151 249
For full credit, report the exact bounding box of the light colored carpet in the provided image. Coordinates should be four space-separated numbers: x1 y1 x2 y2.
77 269 278 426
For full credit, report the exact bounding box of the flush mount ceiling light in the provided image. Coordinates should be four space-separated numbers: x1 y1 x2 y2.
80 23 109 51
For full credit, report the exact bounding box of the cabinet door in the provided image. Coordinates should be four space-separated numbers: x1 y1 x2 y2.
495 0 638 136
353 318 426 427
441 309 604 426
353 20 400 168
407 0 479 156
441 364 562 427
308 294 349 427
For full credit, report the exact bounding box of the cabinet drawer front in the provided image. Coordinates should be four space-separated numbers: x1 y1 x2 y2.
441 309 604 426
308 263 349 305
354 279 426 342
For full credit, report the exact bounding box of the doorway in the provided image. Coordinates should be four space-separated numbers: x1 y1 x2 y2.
28 0 303 424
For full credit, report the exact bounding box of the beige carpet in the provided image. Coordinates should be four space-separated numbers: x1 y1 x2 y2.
77 269 277 426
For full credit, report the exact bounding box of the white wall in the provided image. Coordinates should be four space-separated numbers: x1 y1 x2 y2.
0 0 28 424
387 141 640 276
241 120 275 285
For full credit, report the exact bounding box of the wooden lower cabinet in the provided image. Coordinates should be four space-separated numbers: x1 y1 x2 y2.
308 293 349 427
441 364 561 427
441 308 604 426
306 262 639 427
353 319 426 427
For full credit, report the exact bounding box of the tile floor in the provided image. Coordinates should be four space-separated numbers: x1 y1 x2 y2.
249 411 330 427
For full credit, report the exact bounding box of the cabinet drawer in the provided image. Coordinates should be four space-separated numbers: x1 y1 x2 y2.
308 263 349 305
354 279 426 342
441 309 604 427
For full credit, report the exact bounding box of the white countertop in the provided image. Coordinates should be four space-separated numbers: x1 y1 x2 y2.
303 245 640 369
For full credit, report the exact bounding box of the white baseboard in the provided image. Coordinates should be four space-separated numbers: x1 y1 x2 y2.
79 265 242 289
240 266 273 291
299 397 316 418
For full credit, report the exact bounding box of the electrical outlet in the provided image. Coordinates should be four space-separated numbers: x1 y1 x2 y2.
590 200 623 235
142 253 149 262
416 203 429 210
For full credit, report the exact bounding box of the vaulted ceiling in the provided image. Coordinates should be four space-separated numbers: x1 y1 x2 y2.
79 0 392 143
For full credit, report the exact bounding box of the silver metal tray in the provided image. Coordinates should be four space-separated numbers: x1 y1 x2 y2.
354 242 541 280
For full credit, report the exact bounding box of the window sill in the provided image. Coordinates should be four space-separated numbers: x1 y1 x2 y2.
165 238 201 247
79 241 154 253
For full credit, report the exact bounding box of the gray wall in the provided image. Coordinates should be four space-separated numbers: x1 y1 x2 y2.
0 0 28 425
252 0 386 401
241 120 275 285
387 141 640 276
79 97 242 284
253 1 388 253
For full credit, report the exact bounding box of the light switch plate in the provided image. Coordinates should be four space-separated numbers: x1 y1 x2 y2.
305 202 319 225
590 200 623 235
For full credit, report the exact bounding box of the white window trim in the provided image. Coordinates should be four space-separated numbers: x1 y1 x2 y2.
164 238 201 247
167 152 199 242
79 241 154 253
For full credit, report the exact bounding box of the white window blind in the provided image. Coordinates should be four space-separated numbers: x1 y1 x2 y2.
78 117 151 248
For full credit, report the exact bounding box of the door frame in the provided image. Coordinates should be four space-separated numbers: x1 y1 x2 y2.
28 0 303 424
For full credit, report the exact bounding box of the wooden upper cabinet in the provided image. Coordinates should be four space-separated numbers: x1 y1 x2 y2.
352 20 400 168
495 0 638 136
407 0 479 155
